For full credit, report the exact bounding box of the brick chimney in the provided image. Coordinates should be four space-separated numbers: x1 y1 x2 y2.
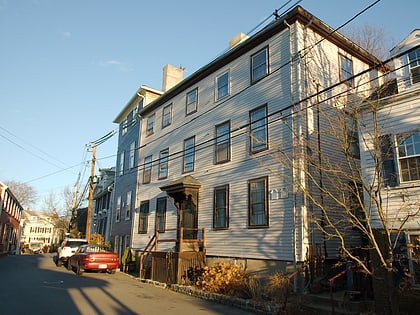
162 64 184 92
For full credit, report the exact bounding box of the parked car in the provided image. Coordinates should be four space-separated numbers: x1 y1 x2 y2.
56 238 88 267
67 244 119 275
28 241 43 254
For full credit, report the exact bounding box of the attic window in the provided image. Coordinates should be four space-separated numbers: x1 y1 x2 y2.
408 48 420 84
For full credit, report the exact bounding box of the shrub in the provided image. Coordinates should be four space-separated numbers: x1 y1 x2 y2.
265 272 290 302
195 262 250 297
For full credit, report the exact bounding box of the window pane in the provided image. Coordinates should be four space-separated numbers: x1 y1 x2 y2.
129 142 135 169
214 186 228 228
186 89 197 114
252 49 268 83
217 72 229 99
147 115 154 135
156 197 167 232
184 137 195 172
159 149 169 179
250 107 268 152
216 122 230 163
340 55 353 86
143 156 152 183
162 104 172 127
249 178 267 226
138 201 149 233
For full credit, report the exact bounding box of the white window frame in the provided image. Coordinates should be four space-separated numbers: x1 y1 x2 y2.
146 114 155 136
125 191 132 220
158 148 169 179
143 155 152 183
183 137 195 173
408 48 420 84
129 141 135 169
186 88 198 115
215 121 230 164
162 103 172 128
216 71 229 100
119 151 124 176
116 196 121 222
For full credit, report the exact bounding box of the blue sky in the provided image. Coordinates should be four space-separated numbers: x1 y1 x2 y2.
0 0 418 212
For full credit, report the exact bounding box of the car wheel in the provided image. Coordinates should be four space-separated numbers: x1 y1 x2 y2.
56 257 62 267
108 269 116 274
67 260 73 271
76 263 84 276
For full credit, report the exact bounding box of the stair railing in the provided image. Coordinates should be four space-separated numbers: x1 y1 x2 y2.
328 265 351 315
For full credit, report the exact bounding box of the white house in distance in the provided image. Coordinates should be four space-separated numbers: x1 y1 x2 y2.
359 29 420 284
19 210 55 252
131 5 387 283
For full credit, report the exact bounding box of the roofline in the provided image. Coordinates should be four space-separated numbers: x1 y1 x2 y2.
113 85 163 123
138 5 387 117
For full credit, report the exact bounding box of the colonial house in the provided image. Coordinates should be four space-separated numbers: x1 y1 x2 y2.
359 29 420 285
131 5 387 285
92 167 115 243
111 81 170 259
0 181 23 255
19 210 55 252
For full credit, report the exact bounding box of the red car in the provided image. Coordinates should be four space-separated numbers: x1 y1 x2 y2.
67 244 119 275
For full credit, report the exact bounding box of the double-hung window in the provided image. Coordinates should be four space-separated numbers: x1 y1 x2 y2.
122 118 128 135
215 121 230 163
143 155 152 183
138 201 149 234
156 197 167 232
116 196 121 222
398 131 420 182
129 141 136 169
251 47 268 83
125 191 132 220
339 54 354 87
158 148 169 179
248 177 268 227
186 88 198 115
216 71 229 99
119 151 124 176
250 105 268 153
146 114 155 136
408 48 420 84
183 137 195 173
162 103 172 128
214 185 229 229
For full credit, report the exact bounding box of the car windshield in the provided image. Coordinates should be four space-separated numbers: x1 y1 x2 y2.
30 243 42 248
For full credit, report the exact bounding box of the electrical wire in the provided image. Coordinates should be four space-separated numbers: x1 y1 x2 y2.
119 46 416 177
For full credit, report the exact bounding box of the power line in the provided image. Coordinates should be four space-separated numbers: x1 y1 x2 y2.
120 41 415 177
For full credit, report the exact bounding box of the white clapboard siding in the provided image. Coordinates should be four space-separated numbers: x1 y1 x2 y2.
133 9 385 263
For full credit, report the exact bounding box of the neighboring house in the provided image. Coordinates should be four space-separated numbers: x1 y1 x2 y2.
19 210 55 252
92 167 115 243
359 30 420 284
132 5 387 283
0 181 23 255
111 82 168 260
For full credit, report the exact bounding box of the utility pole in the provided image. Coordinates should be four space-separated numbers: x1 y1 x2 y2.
86 143 96 242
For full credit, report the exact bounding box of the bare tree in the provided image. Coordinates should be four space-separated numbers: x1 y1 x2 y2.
344 24 394 60
255 77 418 314
3 180 37 207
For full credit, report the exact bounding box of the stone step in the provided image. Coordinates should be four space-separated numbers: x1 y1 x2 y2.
301 290 374 314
